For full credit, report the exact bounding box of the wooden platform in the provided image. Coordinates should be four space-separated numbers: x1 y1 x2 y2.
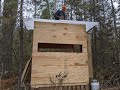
31 85 89 90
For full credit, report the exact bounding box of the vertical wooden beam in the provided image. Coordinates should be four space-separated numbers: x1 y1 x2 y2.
87 34 93 78
72 86 77 90
85 85 89 90
77 85 80 90
80 85 84 90
63 86 68 90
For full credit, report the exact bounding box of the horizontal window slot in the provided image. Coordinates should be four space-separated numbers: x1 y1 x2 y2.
38 43 82 53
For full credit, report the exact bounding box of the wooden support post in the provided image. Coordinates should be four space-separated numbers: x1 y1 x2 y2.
87 34 93 78
63 86 68 90
85 85 89 90
80 85 84 90
77 85 80 90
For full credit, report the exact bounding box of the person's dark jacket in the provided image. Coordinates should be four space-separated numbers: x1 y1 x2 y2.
54 10 66 20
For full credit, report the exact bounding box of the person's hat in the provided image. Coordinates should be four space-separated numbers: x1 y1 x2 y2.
62 5 66 11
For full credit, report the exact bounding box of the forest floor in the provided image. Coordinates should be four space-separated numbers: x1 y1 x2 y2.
101 86 120 90
1 77 120 90
1 77 17 89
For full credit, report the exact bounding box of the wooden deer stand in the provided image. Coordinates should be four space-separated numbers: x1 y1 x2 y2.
22 19 98 90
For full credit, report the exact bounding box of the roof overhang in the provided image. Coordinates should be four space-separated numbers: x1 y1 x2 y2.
24 19 99 32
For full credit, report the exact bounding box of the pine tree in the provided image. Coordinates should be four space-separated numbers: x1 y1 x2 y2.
0 0 18 77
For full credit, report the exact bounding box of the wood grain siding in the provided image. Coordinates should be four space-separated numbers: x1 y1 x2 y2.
33 22 87 53
31 21 91 88
87 34 93 78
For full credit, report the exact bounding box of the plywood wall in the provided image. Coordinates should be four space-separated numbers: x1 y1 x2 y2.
33 22 87 52
31 21 91 88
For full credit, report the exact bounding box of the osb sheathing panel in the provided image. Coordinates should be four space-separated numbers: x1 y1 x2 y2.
31 21 90 87
31 65 89 86
32 53 88 66
33 22 87 52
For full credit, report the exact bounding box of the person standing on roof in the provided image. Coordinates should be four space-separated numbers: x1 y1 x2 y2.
54 5 66 20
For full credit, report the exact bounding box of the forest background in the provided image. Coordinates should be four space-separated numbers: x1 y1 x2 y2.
0 0 120 89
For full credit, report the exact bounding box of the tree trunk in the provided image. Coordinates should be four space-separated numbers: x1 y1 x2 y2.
18 0 24 89
70 0 73 20
1 0 18 76
92 0 96 21
110 0 117 35
45 0 50 19
54 0 57 13
34 0 37 18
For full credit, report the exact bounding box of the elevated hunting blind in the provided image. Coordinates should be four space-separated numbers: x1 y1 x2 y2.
22 19 98 89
